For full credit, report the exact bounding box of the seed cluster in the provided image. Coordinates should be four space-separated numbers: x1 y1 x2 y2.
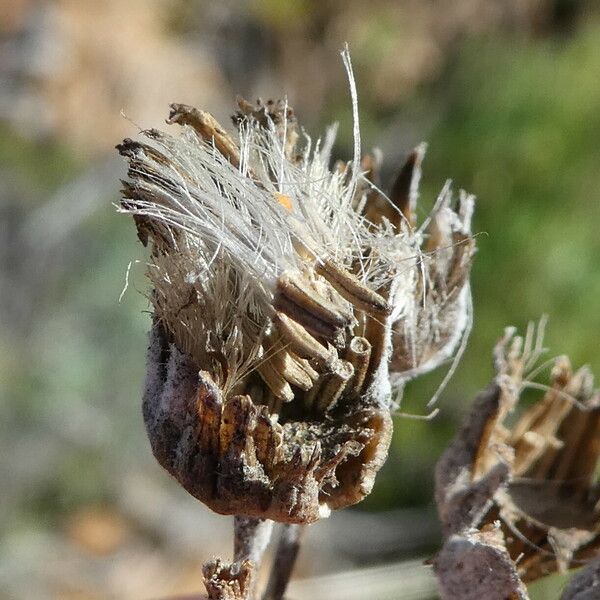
118 96 475 523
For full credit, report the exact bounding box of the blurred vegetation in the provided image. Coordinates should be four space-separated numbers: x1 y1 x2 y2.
373 17 600 516
371 22 600 597
1 1 599 597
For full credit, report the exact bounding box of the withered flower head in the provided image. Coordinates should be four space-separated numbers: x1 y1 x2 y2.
117 61 475 524
435 324 600 596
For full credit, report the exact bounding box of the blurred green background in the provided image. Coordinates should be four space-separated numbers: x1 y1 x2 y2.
1 1 599 598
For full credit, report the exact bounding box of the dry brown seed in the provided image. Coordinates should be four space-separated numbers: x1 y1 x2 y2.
262 336 314 391
197 372 223 457
315 359 355 413
316 259 391 316
290 353 320 382
345 336 372 396
273 312 336 367
273 293 346 346
256 359 295 403
167 103 241 168
276 270 355 328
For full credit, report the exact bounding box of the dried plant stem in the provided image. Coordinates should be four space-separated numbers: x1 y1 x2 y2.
233 516 274 570
263 524 306 600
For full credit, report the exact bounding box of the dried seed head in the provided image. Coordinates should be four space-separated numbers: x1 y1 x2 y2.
435 324 600 586
119 70 475 522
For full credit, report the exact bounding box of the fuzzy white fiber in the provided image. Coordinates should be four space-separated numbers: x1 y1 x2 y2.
120 51 473 399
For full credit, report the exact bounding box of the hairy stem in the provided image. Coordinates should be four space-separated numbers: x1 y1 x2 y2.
233 516 274 569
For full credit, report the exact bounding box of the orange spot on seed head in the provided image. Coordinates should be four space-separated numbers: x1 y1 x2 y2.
275 193 293 212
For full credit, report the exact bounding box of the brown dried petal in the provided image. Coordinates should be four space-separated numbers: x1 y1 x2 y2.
390 190 475 381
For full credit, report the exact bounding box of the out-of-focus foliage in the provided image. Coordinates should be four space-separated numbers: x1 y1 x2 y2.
373 16 600 515
1 0 599 597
